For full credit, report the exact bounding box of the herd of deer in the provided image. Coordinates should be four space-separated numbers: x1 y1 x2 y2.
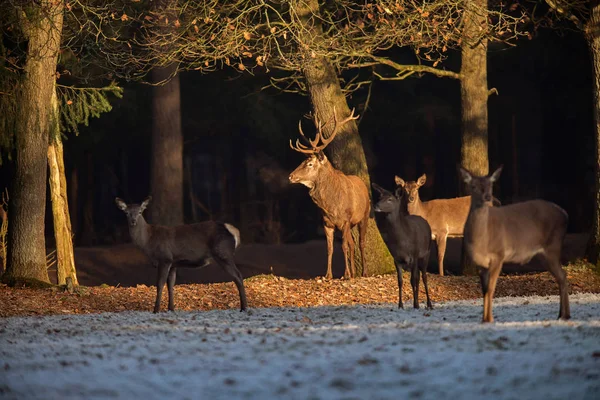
116 108 570 324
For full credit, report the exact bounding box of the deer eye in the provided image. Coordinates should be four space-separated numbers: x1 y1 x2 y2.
307 162 314 167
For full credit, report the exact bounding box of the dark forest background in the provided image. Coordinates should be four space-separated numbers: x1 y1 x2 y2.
0 28 592 250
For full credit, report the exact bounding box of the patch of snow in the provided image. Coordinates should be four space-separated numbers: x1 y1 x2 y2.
1 293 599 400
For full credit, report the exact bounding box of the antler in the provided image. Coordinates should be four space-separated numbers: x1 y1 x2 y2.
289 107 359 154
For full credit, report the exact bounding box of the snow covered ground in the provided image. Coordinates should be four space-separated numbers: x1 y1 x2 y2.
1 293 599 400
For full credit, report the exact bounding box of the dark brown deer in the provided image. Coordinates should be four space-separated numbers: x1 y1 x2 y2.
459 166 570 323
288 108 370 279
115 196 248 313
395 174 471 276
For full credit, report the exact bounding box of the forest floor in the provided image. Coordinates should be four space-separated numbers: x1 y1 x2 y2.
1 261 599 318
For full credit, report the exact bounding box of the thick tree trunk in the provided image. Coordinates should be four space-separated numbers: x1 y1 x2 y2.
150 65 184 226
585 1 600 266
460 0 489 276
4 1 64 284
296 0 394 276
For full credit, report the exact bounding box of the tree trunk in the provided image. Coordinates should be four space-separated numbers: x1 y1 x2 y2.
48 135 78 286
585 1 600 266
460 0 490 276
4 1 64 284
150 65 184 226
296 0 394 276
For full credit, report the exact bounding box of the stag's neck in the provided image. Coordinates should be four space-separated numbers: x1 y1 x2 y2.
308 164 338 204
129 217 151 249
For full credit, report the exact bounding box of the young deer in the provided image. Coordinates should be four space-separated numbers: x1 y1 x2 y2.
115 197 248 313
395 174 471 276
372 183 433 309
289 108 370 279
459 166 570 323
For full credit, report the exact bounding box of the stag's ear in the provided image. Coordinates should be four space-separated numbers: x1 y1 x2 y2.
316 151 326 163
458 166 473 184
115 197 127 211
490 165 503 182
394 176 405 187
417 174 427 187
140 196 152 211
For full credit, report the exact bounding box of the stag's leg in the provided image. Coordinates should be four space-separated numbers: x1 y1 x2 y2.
419 255 433 309
543 254 571 320
342 224 356 279
167 266 177 312
482 260 503 323
395 261 404 309
358 216 368 277
411 265 420 309
435 233 448 276
324 225 335 279
154 263 171 313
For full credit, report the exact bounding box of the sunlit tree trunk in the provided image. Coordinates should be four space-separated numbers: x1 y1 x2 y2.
585 1 600 266
460 0 490 276
48 112 78 287
4 1 64 284
295 0 394 276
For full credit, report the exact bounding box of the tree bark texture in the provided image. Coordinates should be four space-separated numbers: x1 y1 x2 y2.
4 1 64 284
150 65 184 226
460 0 489 276
48 137 78 286
295 0 394 276
585 1 600 266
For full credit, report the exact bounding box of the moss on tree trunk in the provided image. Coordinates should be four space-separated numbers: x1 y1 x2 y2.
296 0 394 276
460 0 489 276
4 1 64 284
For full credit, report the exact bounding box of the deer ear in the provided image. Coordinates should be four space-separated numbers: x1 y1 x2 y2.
394 176 405 187
490 165 503 182
394 187 404 198
371 183 386 195
141 196 152 211
115 197 127 211
417 174 426 187
316 151 326 163
458 167 472 184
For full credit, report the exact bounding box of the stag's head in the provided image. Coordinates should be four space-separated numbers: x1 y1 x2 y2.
459 166 503 206
288 107 358 188
115 196 152 227
394 174 426 204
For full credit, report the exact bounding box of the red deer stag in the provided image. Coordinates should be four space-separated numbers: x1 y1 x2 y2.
288 108 370 279
459 166 570 323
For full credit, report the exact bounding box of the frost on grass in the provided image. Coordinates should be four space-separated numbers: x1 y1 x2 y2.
1 294 599 400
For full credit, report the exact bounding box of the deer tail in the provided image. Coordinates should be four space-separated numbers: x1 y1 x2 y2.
224 223 241 249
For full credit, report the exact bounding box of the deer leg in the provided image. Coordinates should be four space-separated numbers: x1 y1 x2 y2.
395 261 404 309
215 257 248 311
411 265 420 309
324 225 335 279
419 256 433 309
341 227 351 279
358 217 368 277
479 267 490 321
167 265 176 312
482 260 503 323
344 224 356 279
435 233 447 276
543 254 571 320
154 263 170 313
